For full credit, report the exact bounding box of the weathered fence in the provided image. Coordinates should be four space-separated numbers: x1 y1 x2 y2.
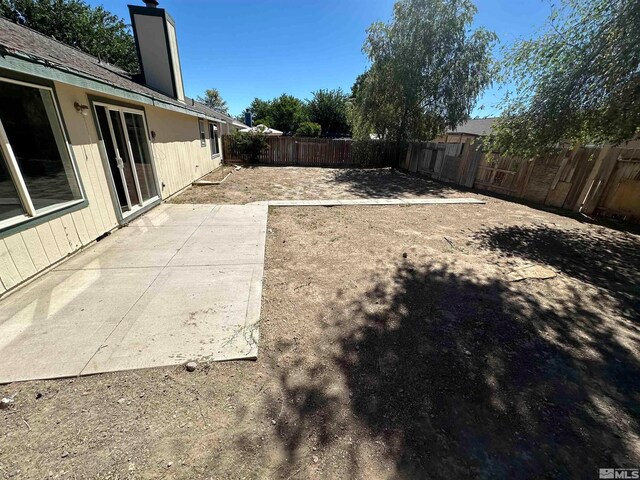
401 138 640 222
222 133 640 222
400 140 483 187
222 136 402 168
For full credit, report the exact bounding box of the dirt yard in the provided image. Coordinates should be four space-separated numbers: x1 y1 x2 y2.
170 166 463 204
1 168 639 479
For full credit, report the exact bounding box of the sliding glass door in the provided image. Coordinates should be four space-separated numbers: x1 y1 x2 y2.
94 104 158 217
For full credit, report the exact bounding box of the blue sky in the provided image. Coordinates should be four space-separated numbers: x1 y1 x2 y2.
88 0 552 117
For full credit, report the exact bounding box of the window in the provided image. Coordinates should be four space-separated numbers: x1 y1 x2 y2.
209 122 220 157
198 118 206 147
0 78 82 228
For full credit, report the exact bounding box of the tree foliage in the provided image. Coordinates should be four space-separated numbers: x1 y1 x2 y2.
244 94 308 134
350 0 496 145
490 0 640 157
295 121 321 137
197 88 229 115
268 94 308 133
0 0 139 73
307 88 350 137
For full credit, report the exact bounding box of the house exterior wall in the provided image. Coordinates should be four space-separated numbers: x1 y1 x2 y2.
146 107 222 197
0 80 220 297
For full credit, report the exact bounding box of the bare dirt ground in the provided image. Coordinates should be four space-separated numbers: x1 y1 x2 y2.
170 166 463 204
2 168 639 479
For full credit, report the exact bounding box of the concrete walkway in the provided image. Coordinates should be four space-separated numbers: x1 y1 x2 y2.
0 204 267 383
251 197 485 206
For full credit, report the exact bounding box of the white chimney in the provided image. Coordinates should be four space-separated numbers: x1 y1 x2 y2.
129 1 185 101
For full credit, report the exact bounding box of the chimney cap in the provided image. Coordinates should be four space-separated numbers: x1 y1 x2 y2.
143 0 159 7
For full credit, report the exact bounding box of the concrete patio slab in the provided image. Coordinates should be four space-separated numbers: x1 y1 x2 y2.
200 204 269 226
56 225 198 270
168 224 266 267
0 195 485 383
129 204 218 227
0 268 162 383
82 265 261 374
0 204 267 383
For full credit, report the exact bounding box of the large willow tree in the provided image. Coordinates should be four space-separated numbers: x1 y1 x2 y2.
350 0 496 145
491 0 640 157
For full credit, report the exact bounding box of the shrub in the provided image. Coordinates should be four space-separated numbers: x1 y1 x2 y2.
294 122 321 137
230 129 269 164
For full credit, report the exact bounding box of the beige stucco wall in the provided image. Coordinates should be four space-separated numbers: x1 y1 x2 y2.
0 80 220 296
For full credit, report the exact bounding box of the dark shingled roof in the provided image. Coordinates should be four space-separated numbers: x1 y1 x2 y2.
449 117 497 136
0 16 243 125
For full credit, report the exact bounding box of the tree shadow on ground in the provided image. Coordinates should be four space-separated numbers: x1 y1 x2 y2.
331 168 457 198
473 224 640 318
267 261 640 478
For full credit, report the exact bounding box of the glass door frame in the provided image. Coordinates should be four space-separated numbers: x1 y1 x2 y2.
91 100 161 221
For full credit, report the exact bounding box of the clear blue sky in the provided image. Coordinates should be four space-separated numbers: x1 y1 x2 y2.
88 0 552 118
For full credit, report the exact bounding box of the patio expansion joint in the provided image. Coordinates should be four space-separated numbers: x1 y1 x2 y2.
77 205 220 376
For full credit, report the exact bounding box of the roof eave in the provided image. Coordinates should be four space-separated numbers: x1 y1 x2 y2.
0 49 221 122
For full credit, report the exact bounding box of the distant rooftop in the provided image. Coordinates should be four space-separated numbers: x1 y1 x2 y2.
449 117 497 136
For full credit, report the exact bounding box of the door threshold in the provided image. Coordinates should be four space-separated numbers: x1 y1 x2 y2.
121 197 161 225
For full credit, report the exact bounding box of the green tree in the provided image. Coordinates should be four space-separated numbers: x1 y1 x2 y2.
0 0 139 73
490 0 640 157
197 88 229 115
267 94 308 133
243 95 308 133
307 88 351 137
246 98 274 126
295 121 321 137
350 0 496 149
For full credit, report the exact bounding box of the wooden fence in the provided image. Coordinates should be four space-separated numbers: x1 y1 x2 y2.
400 140 483 187
222 135 401 168
401 138 640 222
222 133 640 222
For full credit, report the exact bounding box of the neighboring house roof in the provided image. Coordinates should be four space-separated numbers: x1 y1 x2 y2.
449 117 497 136
186 99 247 127
0 16 248 127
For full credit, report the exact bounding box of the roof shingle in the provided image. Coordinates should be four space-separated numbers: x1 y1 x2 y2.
0 16 242 125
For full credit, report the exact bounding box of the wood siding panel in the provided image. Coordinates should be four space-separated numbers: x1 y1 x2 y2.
0 240 22 290
49 218 73 256
35 223 63 265
3 233 37 280
147 108 218 198
19 229 50 272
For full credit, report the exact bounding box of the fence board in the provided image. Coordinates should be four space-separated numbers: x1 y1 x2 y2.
222 136 400 168
223 133 640 222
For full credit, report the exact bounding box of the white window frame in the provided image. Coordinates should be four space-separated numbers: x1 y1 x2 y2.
198 118 206 147
0 77 84 231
